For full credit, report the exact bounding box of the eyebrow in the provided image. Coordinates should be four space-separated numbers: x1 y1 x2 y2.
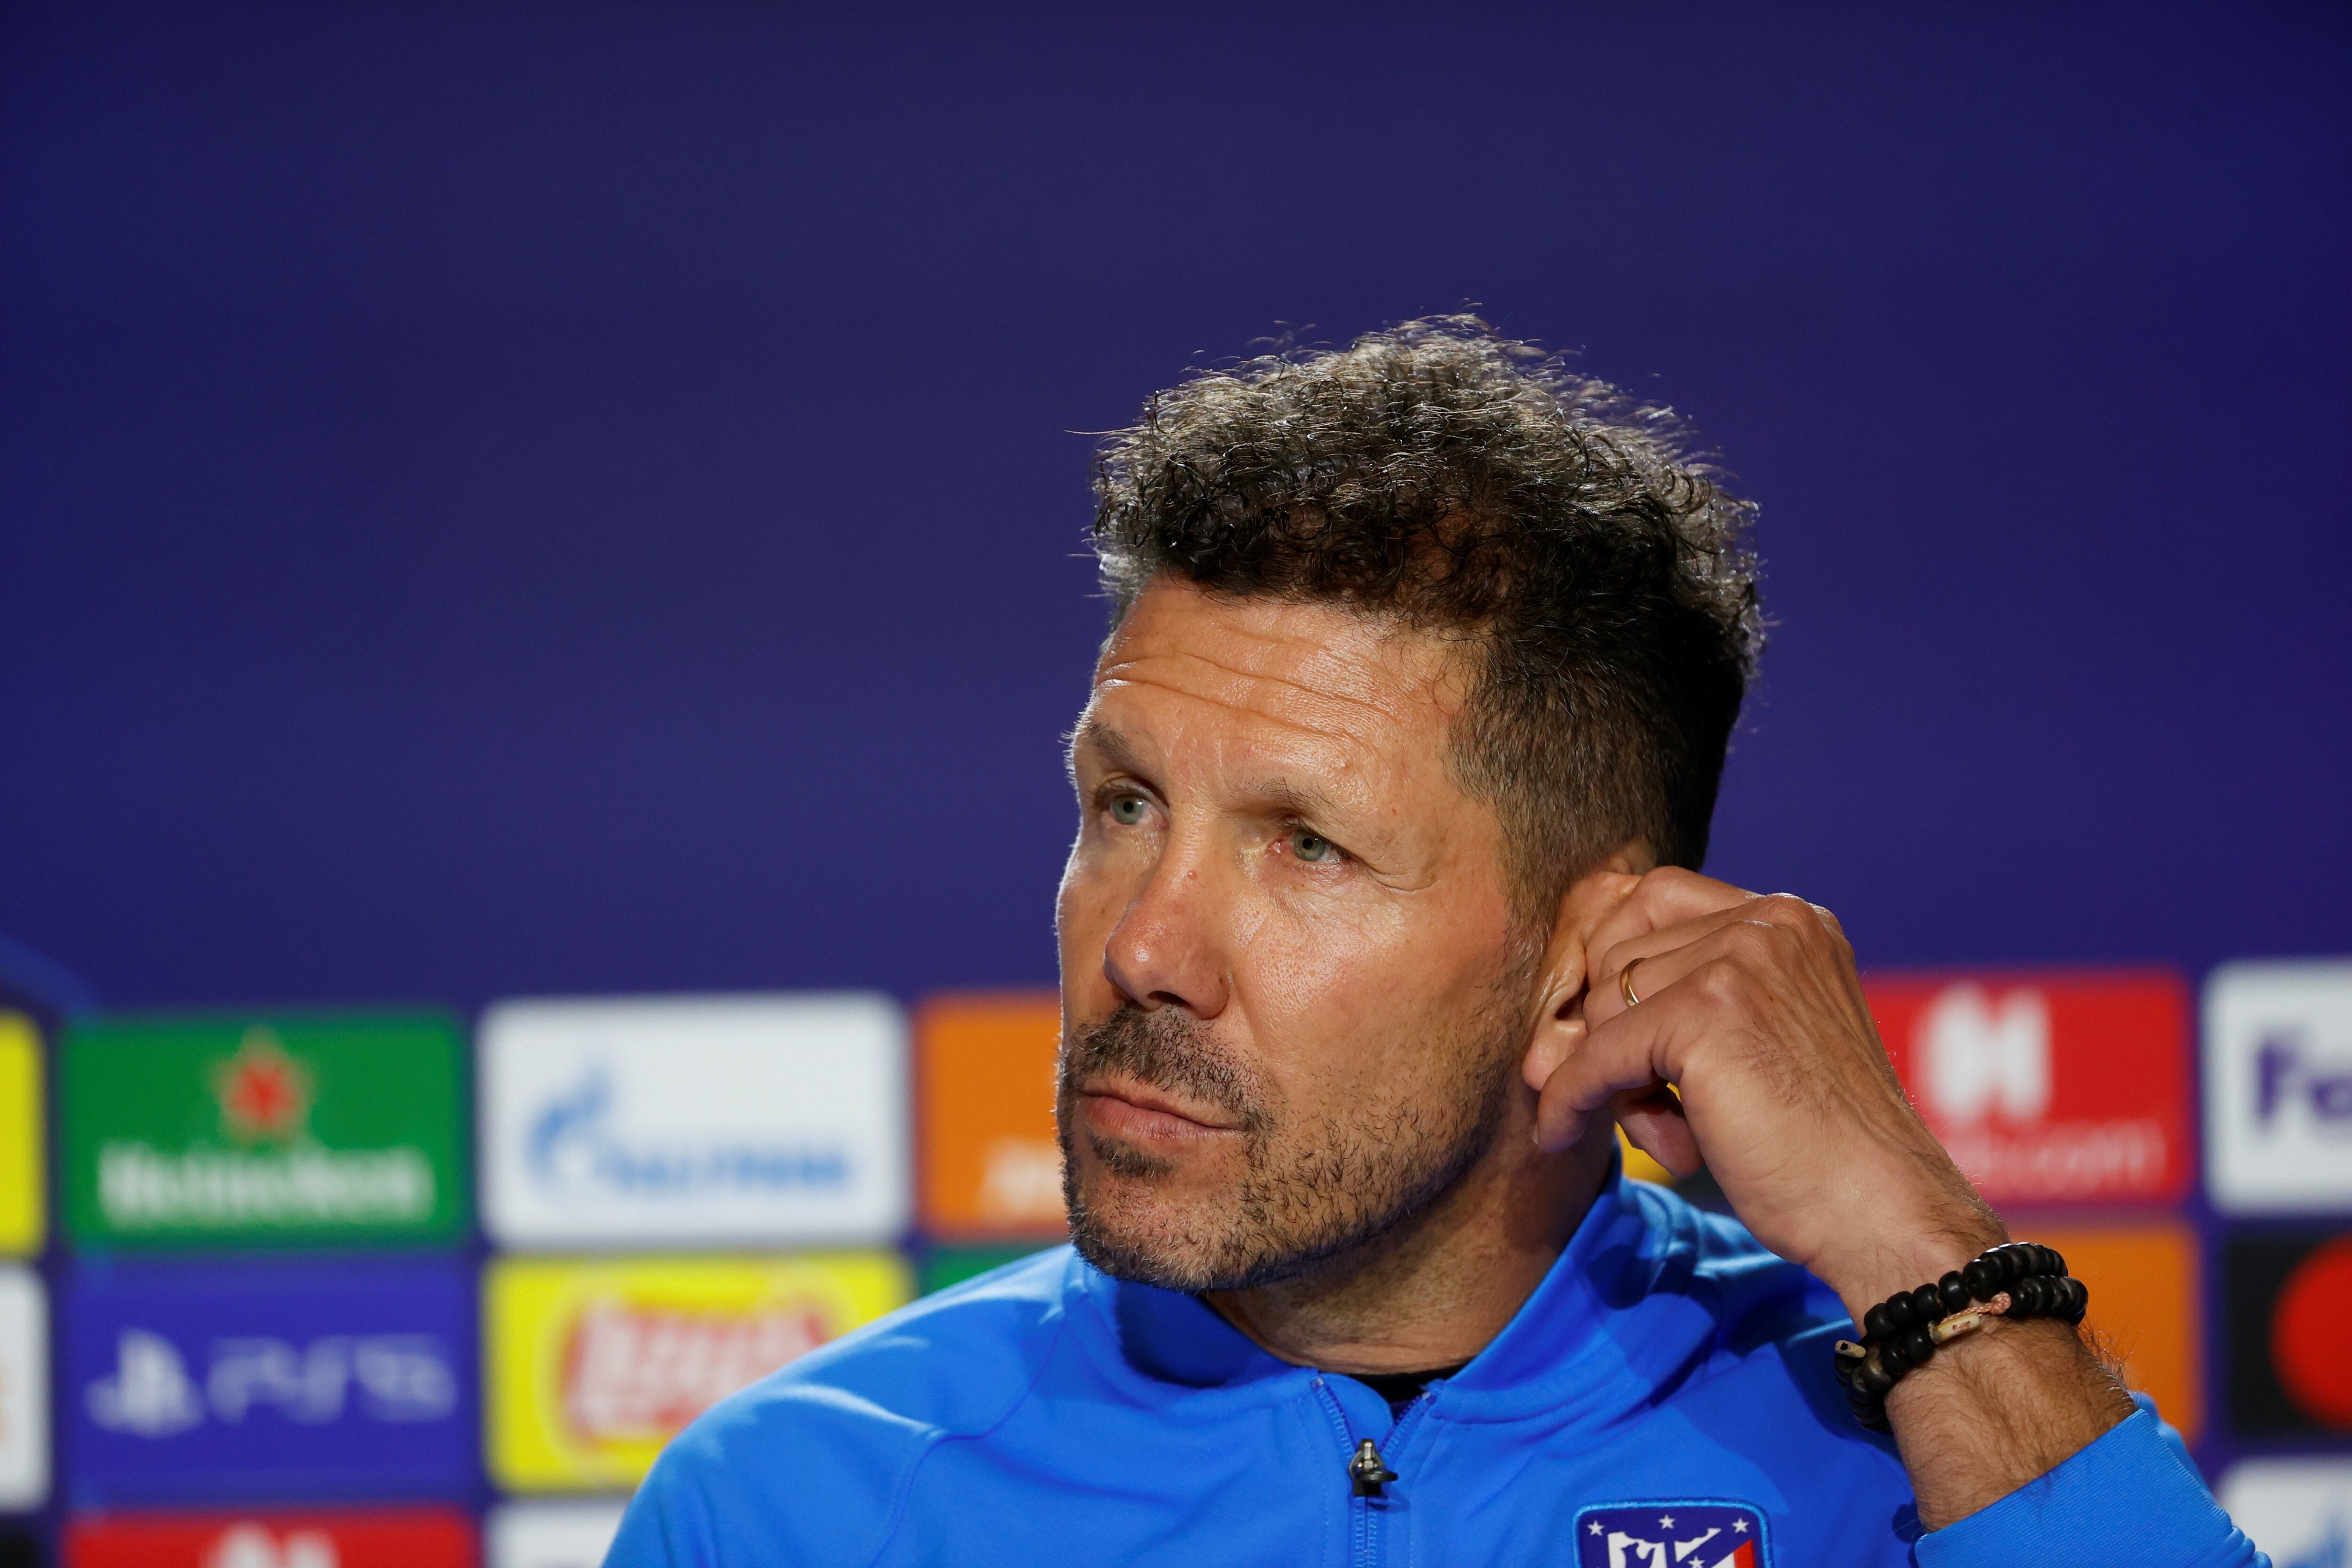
1067 716 1148 783
1241 773 1349 826
1070 717 1382 845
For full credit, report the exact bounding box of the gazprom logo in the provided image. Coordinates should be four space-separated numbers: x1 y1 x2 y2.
526 1067 850 1200
480 992 910 1249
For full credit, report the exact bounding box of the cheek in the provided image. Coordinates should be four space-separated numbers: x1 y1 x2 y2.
1052 837 1086 934
1251 895 1426 1006
1239 901 1517 1098
1242 912 1431 1075
1054 839 1128 993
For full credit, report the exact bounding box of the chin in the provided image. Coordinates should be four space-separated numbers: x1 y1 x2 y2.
1065 1150 1247 1292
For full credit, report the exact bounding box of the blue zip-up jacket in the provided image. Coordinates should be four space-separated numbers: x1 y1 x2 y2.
610 1172 2261 1567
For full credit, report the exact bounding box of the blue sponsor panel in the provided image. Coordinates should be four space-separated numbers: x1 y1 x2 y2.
64 1258 475 1504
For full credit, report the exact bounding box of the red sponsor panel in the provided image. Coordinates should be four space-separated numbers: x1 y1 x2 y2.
67 1507 475 1568
2273 1236 2352 1427
1866 971 2191 1205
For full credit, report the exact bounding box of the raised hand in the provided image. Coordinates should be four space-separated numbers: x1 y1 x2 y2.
1521 866 2133 1528
1520 866 2001 1322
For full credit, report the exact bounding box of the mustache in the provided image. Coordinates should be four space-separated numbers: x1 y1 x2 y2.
1059 1004 1269 1131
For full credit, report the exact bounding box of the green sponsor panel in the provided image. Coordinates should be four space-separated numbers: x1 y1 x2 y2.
64 1012 466 1250
921 1243 1054 1294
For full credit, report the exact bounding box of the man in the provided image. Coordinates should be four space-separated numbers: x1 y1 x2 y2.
610 319 2257 1566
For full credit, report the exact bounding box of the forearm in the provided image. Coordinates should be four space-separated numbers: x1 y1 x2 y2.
1883 1313 2134 1529
1816 1215 2135 1530
1827 1229 2253 1563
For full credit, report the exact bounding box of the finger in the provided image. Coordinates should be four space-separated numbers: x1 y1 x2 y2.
1536 909 1827 1151
1547 870 1748 1096
1580 906 1770 1051
1544 899 1876 1158
1581 867 1751 976
1589 893 1841 1033
1613 1084 1700 1178
1534 978 1714 1151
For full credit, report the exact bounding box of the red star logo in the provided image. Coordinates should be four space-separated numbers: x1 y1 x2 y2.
211 1030 314 1142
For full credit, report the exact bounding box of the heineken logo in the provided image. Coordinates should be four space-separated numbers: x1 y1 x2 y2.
97 1142 436 1229
67 1014 464 1247
95 1028 434 1230
213 1032 313 1142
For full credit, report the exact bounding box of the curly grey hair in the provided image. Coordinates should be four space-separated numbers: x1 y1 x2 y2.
1090 315 1759 916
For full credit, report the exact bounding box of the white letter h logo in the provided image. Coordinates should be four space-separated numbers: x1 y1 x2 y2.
1922 984 2050 1123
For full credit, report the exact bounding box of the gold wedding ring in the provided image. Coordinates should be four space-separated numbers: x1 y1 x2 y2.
1620 955 1646 1008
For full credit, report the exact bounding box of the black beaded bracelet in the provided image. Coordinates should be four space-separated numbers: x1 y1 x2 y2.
1832 1242 2089 1430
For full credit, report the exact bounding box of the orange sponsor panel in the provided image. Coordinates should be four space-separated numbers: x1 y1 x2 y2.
2026 1218 2203 1442
918 991 1068 1238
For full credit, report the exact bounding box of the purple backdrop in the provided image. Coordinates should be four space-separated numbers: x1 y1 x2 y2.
2 3 2346 1014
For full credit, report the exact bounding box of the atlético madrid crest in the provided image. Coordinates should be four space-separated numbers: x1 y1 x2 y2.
1573 1502 1766 1568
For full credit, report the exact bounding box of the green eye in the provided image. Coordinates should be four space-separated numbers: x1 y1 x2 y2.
1108 794 1147 826
1290 830 1336 863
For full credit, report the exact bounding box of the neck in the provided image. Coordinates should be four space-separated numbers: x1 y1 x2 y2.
1203 1099 1616 1376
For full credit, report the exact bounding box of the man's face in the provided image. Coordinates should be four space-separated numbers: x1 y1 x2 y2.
1055 577 1534 1291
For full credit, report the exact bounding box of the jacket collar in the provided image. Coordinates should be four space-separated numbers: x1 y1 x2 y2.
1065 1162 1797 1431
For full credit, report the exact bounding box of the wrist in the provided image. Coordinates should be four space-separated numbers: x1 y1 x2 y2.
1814 1214 2006 1326
1833 1241 2091 1436
1878 1312 2133 1531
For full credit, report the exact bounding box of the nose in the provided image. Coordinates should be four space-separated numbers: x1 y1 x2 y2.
1101 842 1232 1019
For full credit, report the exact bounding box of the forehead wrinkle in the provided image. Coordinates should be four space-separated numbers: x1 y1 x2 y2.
1077 586 1476 869
1079 676 1439 872
1096 643 1447 743
1081 674 1391 794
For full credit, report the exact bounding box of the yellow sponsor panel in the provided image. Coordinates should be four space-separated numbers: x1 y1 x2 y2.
485 1251 912 1491
1616 1126 1675 1186
0 1015 43 1255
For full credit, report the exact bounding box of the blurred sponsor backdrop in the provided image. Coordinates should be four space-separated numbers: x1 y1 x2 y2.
2 4 2348 1566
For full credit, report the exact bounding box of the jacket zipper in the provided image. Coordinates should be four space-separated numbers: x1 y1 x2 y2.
1313 1377 1443 1568
1311 1377 1376 1568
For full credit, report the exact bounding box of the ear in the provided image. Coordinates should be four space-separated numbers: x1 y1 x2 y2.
1519 848 1648 1094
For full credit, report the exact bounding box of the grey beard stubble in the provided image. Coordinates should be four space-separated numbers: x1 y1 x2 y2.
1055 1000 1519 1293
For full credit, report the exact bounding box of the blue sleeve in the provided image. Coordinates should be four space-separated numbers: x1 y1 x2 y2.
1914 1401 2266 1568
598 1366 947 1567
604 1457 719 1568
